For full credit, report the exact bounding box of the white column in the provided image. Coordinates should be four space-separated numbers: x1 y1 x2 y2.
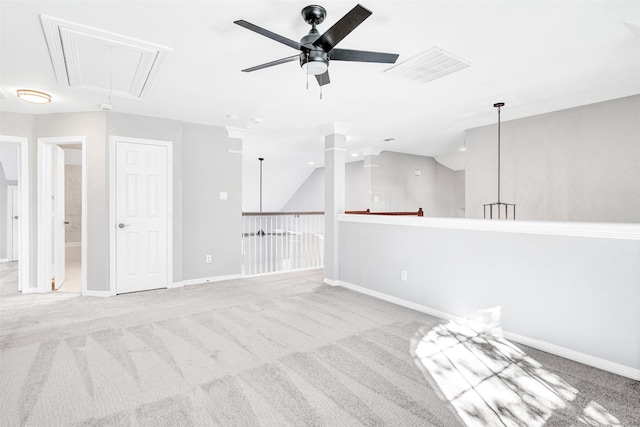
361 148 382 210
225 127 247 154
322 122 351 285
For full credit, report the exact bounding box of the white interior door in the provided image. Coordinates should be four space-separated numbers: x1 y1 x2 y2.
8 186 19 261
54 146 65 288
115 141 169 294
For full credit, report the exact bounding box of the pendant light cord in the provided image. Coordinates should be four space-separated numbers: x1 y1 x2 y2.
497 105 501 204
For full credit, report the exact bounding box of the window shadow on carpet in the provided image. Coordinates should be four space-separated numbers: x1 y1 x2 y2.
410 307 621 426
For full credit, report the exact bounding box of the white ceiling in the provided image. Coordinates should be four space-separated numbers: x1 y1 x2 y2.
1 0 639 175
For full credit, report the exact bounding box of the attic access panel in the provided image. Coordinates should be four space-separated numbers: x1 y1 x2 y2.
41 15 171 99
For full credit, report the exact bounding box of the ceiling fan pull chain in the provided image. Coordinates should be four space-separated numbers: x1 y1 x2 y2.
320 80 323 100
306 53 309 90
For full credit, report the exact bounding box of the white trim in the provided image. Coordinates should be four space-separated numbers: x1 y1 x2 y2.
177 273 245 287
319 122 353 136
324 147 346 152
6 185 17 261
0 136 29 291
37 136 87 294
0 259 8 263
227 149 243 154
225 127 248 140
66 241 81 247
81 141 88 296
323 278 340 287
109 136 173 296
40 15 171 99
335 279 640 380
502 331 640 381
338 215 640 240
82 290 111 298
361 148 383 157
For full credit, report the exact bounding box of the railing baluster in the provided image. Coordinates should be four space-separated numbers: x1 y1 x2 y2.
241 211 324 276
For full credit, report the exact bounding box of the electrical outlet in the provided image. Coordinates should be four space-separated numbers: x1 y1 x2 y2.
205 254 212 264
400 270 407 281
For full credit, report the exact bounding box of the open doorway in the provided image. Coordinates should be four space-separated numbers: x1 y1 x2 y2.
0 136 29 294
37 136 87 294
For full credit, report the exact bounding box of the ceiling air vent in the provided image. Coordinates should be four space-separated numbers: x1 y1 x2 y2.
386 45 470 84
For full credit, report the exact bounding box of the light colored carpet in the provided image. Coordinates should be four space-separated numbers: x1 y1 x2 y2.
1 265 638 426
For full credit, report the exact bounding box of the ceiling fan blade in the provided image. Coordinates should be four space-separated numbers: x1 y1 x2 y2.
234 20 304 51
330 48 399 64
242 55 299 72
315 71 330 86
313 4 372 52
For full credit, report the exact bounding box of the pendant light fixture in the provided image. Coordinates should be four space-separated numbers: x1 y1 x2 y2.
483 102 516 219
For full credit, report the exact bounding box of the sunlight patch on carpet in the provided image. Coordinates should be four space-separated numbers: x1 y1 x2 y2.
410 307 621 426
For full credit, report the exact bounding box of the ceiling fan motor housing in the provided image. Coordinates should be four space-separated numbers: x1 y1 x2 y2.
299 30 328 74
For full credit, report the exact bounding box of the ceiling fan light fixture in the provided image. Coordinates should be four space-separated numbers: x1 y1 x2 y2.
303 60 328 76
16 89 51 104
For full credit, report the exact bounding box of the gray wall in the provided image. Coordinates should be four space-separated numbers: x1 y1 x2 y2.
182 123 242 280
281 161 365 212
0 162 6 259
0 111 243 292
465 95 640 222
35 112 108 291
370 151 462 217
339 217 640 373
106 112 185 285
1 112 35 285
282 153 464 217
64 165 82 243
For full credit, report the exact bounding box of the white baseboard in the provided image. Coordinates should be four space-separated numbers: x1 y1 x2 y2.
503 331 640 381
65 242 81 247
0 258 8 263
82 290 111 298
177 273 244 287
323 278 340 287
167 281 184 289
336 279 640 381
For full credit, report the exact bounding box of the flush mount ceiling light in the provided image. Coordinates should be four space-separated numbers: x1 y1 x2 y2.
17 89 52 104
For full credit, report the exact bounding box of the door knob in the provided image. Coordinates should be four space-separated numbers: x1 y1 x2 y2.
118 223 131 229
14 216 18 220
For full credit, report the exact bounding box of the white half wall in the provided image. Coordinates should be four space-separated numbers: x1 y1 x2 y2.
338 215 640 378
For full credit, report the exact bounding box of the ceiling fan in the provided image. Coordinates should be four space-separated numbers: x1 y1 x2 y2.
234 4 399 86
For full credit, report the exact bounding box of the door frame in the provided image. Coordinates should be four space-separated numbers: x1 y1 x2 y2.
7 184 18 261
108 136 173 296
0 135 29 291
36 136 87 293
